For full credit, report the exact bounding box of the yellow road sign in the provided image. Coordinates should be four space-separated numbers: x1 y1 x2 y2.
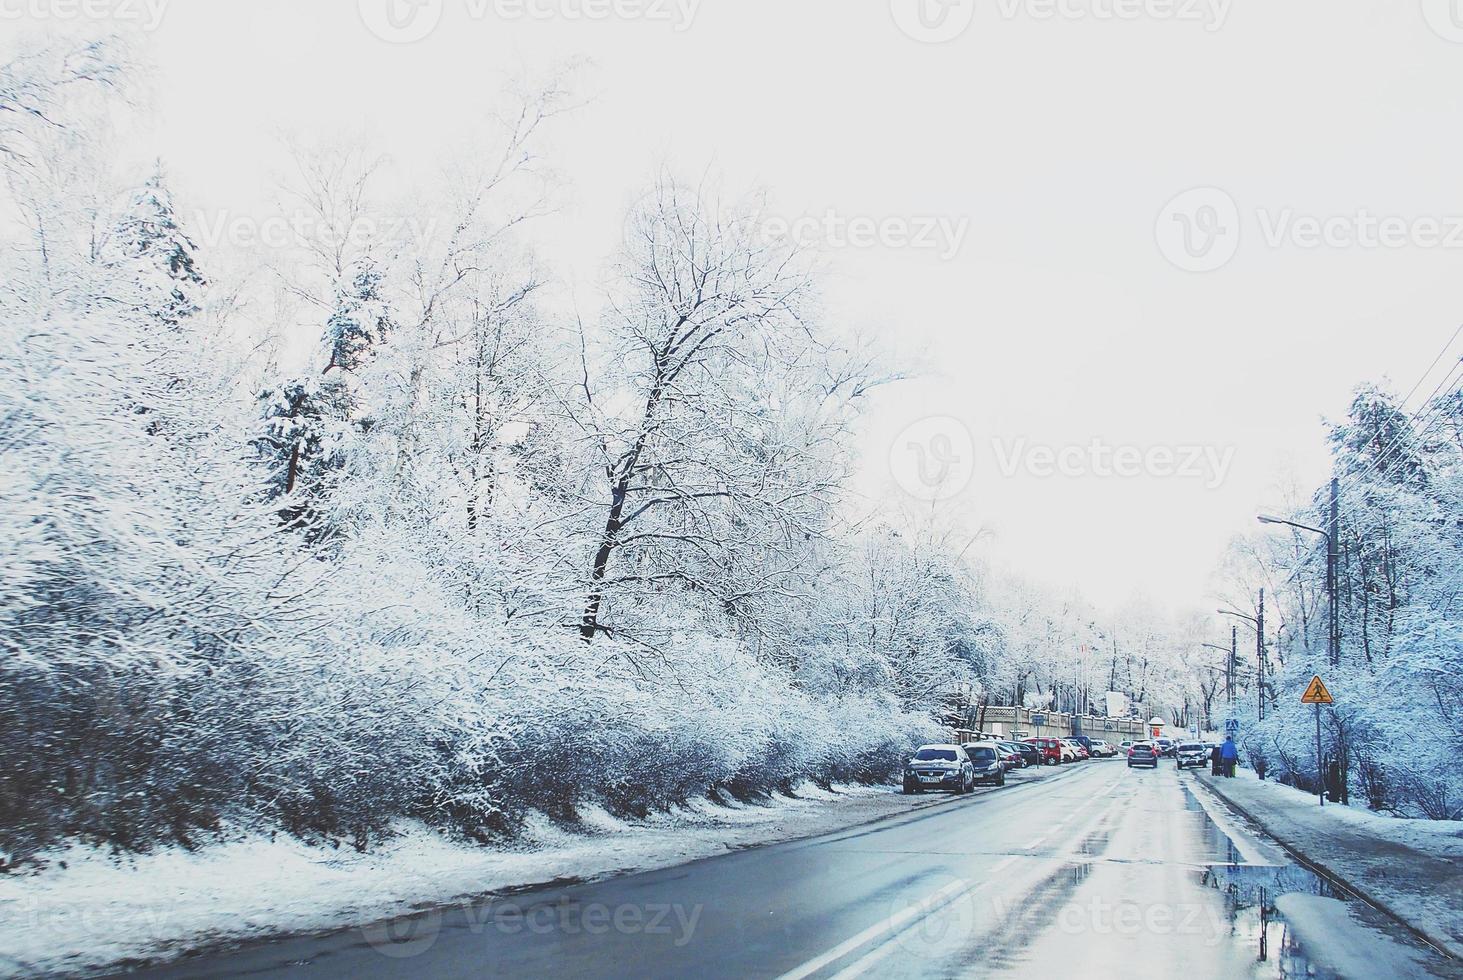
1301 675 1334 705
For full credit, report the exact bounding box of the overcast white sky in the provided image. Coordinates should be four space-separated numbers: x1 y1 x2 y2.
16 0 1463 613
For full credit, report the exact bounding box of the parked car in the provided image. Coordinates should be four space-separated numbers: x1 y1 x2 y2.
993 742 1022 771
1010 741 1043 768
1155 737 1176 758
1063 738 1089 761
1089 739 1115 758
1072 735 1094 756
1127 741 1159 769
1001 740 1036 768
1023 737 1064 766
1119 740 1135 752
903 745 975 794
963 743 1006 786
1175 741 1208 769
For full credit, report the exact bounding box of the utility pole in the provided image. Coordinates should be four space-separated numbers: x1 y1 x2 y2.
1257 587 1266 722
1228 625 1237 707
1328 476 1340 669
1259 486 1343 669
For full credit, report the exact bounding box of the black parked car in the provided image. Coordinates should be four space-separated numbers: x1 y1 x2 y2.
903 745 975 794
1009 741 1043 768
963 743 1006 786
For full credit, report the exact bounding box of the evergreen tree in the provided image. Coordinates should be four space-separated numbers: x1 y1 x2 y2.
109 163 207 330
255 259 392 534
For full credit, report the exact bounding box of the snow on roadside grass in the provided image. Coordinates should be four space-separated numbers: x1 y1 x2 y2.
0 783 916 979
1228 768 1463 856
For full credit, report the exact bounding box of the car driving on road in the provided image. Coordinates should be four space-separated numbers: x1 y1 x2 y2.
1175 741 1208 769
1155 737 1176 758
903 744 975 794
963 743 1006 786
1127 741 1159 768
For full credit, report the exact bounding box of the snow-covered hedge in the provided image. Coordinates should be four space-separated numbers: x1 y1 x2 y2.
1238 658 1463 820
0 307 935 865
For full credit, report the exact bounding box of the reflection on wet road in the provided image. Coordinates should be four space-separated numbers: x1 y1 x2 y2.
127 763 1460 980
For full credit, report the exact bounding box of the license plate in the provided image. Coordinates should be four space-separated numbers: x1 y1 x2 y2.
919 774 942 782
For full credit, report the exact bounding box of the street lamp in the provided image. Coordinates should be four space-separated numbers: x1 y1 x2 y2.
1258 477 1340 669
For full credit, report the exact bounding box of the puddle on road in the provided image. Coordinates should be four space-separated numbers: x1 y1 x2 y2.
885 780 1457 980
1182 784 1459 980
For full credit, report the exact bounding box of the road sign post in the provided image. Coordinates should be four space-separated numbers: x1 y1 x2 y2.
1301 675 1334 807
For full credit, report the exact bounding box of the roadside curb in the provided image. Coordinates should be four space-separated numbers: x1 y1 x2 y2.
1194 773 1461 961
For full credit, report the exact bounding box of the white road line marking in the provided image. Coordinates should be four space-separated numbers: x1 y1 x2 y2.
825 930 903 980
826 876 998 980
773 877 987 980
827 834 1067 978
784 763 1126 980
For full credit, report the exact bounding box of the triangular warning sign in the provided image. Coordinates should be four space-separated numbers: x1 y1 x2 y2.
1301 675 1334 705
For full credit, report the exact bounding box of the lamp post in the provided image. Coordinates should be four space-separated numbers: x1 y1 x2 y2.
1258 477 1340 669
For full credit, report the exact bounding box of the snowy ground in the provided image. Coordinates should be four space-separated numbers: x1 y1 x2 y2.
1197 768 1463 959
0 782 956 979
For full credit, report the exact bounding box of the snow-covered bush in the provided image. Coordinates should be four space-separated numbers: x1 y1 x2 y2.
0 42 958 862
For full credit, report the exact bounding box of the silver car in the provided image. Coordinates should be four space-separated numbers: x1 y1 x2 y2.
1175 741 1208 769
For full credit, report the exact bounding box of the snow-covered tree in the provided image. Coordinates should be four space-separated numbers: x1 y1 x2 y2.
573 177 862 644
106 164 207 330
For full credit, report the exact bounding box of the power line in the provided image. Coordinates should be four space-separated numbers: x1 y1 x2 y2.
1330 358 1463 512
1324 366 1463 532
1315 323 1463 530
1398 322 1463 412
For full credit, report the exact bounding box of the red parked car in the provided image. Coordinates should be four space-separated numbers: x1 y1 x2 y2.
1022 737 1064 766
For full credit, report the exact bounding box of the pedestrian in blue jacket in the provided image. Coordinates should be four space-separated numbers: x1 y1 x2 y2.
1220 735 1239 777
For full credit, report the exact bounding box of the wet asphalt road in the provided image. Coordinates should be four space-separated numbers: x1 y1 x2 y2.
122 760 1458 980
